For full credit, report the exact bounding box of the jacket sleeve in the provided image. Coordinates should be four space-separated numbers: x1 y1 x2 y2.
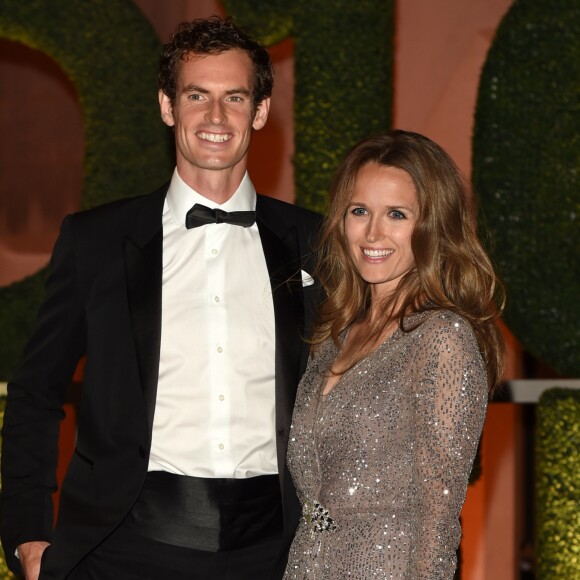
407 315 488 579
0 215 87 573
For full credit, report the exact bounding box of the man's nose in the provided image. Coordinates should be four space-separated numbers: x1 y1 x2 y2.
206 100 227 124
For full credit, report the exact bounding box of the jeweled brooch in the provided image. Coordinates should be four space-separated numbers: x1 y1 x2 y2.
302 499 338 537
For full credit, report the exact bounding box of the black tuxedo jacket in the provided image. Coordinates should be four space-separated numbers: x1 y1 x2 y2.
0 183 322 579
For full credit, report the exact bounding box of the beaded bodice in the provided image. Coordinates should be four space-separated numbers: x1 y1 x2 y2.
284 310 488 579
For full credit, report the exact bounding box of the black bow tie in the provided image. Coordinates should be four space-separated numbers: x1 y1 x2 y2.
185 203 256 229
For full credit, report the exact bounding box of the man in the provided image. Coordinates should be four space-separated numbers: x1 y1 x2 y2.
0 16 320 580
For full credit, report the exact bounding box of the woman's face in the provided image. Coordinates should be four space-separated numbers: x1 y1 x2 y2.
344 163 419 301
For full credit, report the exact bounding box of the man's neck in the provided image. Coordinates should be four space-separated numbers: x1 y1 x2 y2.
176 164 247 205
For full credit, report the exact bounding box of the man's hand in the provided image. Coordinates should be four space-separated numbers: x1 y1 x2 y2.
17 541 50 580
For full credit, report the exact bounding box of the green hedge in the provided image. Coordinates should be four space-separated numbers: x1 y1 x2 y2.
0 0 173 379
0 397 16 579
535 388 580 578
472 0 580 376
223 0 394 213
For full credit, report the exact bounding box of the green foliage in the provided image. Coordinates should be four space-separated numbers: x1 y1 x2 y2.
0 273 48 381
472 0 580 376
0 397 16 579
535 388 580 578
0 0 173 378
223 0 394 213
221 0 292 46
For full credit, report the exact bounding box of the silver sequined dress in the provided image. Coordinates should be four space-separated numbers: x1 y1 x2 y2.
284 310 488 579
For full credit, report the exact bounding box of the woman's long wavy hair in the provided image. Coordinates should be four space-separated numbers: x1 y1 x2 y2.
314 130 505 392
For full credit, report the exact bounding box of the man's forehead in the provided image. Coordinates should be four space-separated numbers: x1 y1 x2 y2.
180 48 249 65
176 50 254 89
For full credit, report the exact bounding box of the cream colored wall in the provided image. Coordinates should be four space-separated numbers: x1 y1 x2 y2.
394 0 513 176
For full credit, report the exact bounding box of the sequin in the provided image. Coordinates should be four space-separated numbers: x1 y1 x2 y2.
284 310 488 579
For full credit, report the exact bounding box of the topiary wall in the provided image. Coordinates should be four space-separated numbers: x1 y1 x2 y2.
474 2 580 573
0 398 15 579
222 0 394 214
472 0 580 377
0 0 173 379
535 388 580 578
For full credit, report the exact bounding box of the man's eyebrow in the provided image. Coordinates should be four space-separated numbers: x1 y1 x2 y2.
179 85 252 97
225 88 251 96
181 84 208 94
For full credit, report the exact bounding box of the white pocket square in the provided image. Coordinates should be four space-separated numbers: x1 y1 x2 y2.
301 270 314 287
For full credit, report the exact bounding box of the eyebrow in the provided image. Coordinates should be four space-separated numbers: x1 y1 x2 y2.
180 84 251 97
348 201 415 212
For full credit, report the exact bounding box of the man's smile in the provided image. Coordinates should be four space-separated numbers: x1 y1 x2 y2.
196 131 232 143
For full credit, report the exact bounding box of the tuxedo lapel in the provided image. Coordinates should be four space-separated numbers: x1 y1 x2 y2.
256 197 308 484
257 221 304 406
123 188 166 433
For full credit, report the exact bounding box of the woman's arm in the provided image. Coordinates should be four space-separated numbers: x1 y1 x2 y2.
408 314 488 579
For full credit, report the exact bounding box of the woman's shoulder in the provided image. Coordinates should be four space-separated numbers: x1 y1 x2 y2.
307 334 339 369
405 309 477 346
405 310 487 387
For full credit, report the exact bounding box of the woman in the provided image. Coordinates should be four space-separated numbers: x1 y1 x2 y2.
284 130 505 579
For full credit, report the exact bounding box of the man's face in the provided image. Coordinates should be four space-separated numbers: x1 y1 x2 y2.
159 49 269 186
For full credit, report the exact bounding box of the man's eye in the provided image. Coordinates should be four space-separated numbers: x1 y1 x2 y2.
188 94 203 101
227 96 243 102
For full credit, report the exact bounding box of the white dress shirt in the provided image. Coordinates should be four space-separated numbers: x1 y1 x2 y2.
148 169 277 478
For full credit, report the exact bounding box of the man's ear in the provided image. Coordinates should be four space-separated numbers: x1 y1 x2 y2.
252 97 270 131
159 90 175 127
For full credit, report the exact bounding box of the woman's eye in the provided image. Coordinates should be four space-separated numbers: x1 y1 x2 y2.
351 207 367 216
390 210 406 220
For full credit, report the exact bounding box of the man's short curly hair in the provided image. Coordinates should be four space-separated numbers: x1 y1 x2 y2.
158 16 274 110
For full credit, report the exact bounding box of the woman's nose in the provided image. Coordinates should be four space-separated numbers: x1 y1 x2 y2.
366 218 384 243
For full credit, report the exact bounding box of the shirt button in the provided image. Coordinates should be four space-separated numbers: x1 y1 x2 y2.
211 249 218 255
219 443 224 450
219 395 225 401
214 296 220 303
217 346 223 353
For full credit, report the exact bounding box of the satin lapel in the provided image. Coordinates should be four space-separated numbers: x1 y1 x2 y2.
256 203 306 486
123 189 166 434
